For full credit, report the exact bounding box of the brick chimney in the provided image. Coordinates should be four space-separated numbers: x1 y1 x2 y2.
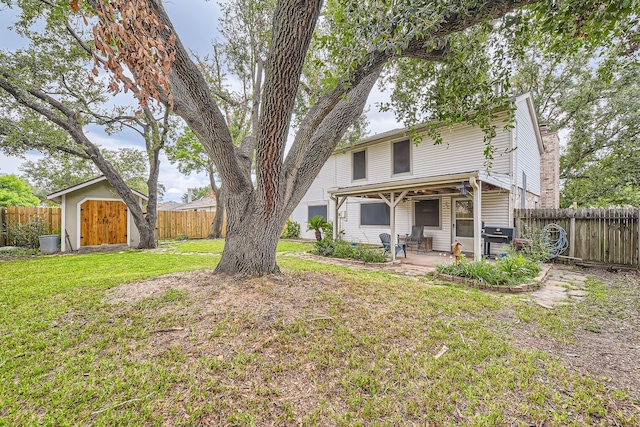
539 125 560 209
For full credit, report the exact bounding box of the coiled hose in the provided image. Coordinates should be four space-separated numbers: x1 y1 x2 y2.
543 223 569 259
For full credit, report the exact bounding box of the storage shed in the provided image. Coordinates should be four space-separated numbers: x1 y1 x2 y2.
47 176 148 252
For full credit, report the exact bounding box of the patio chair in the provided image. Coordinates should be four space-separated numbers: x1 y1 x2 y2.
402 225 426 253
379 233 406 258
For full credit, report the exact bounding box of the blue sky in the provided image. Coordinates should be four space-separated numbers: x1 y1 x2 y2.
0 1 397 202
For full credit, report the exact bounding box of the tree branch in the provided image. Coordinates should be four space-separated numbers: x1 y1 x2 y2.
254 0 323 218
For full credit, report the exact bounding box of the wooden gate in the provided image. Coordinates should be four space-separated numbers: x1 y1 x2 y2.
80 200 128 246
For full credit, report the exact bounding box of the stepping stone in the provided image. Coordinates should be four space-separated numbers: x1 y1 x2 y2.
546 280 574 288
535 300 554 309
568 289 588 297
545 285 569 292
558 274 587 283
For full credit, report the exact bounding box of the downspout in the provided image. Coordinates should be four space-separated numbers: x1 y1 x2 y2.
470 176 482 261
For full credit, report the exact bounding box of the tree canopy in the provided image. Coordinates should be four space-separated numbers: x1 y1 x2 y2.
0 0 178 248
0 174 40 207
2 0 638 274
20 148 153 197
512 39 640 207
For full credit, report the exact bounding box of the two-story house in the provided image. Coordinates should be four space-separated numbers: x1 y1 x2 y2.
291 93 559 259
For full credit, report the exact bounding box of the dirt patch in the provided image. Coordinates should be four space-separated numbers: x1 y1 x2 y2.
100 264 640 424
503 267 640 404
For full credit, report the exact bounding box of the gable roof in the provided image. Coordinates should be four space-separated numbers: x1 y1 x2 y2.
47 175 149 201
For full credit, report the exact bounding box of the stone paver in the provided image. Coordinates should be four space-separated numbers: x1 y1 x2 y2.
529 266 590 308
567 289 588 297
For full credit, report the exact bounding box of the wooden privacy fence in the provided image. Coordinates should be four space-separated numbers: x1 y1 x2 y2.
155 210 226 239
1 206 62 246
1 206 225 246
514 208 639 267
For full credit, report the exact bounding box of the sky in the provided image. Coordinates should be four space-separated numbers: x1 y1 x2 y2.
0 1 399 202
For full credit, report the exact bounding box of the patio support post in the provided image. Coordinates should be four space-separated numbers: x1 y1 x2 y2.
390 192 395 260
330 195 347 240
470 177 482 260
379 190 408 261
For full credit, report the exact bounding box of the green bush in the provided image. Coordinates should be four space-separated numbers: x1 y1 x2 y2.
6 217 52 249
512 226 551 262
496 253 540 278
312 237 387 263
437 254 541 287
280 219 301 239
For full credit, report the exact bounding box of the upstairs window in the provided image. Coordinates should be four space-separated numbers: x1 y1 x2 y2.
352 150 367 181
393 139 411 175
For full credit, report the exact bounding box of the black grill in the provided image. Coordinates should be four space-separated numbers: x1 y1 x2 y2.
481 226 515 256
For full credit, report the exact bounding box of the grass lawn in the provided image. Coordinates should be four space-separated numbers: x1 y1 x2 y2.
0 243 637 426
158 238 313 254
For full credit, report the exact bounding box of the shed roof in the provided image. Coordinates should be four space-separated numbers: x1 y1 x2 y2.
47 176 149 203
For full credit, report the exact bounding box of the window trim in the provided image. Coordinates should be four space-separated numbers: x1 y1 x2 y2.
391 139 412 177
352 149 367 182
359 201 391 227
413 198 442 230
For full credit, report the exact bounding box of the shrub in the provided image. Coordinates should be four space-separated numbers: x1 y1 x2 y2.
437 254 541 287
280 219 301 239
496 253 540 278
354 245 387 263
312 237 387 263
307 216 328 241
313 236 336 256
6 217 52 249
512 225 551 262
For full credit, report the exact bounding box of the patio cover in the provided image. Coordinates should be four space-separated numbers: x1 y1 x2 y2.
328 171 511 260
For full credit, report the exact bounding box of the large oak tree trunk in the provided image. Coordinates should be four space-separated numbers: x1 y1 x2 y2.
214 189 288 275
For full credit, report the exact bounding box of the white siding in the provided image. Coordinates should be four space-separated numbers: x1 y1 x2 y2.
514 98 541 196
481 191 510 226
290 158 336 239
481 191 511 255
337 119 512 188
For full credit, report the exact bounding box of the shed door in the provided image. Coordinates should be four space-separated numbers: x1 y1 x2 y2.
80 200 128 246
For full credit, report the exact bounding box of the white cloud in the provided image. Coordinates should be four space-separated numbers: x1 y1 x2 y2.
0 152 44 175
158 154 209 202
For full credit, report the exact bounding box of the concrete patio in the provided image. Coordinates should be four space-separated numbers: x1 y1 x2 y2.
390 249 472 271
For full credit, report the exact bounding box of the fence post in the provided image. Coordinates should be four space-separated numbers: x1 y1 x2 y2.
0 207 5 246
569 208 576 259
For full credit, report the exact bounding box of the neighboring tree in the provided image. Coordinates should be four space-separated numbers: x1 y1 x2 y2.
559 65 640 207
56 0 637 275
512 43 640 207
0 174 40 207
166 128 226 238
19 148 157 198
0 1 177 248
181 186 211 204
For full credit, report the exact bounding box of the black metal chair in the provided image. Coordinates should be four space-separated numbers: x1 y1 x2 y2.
402 225 426 253
379 233 406 258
